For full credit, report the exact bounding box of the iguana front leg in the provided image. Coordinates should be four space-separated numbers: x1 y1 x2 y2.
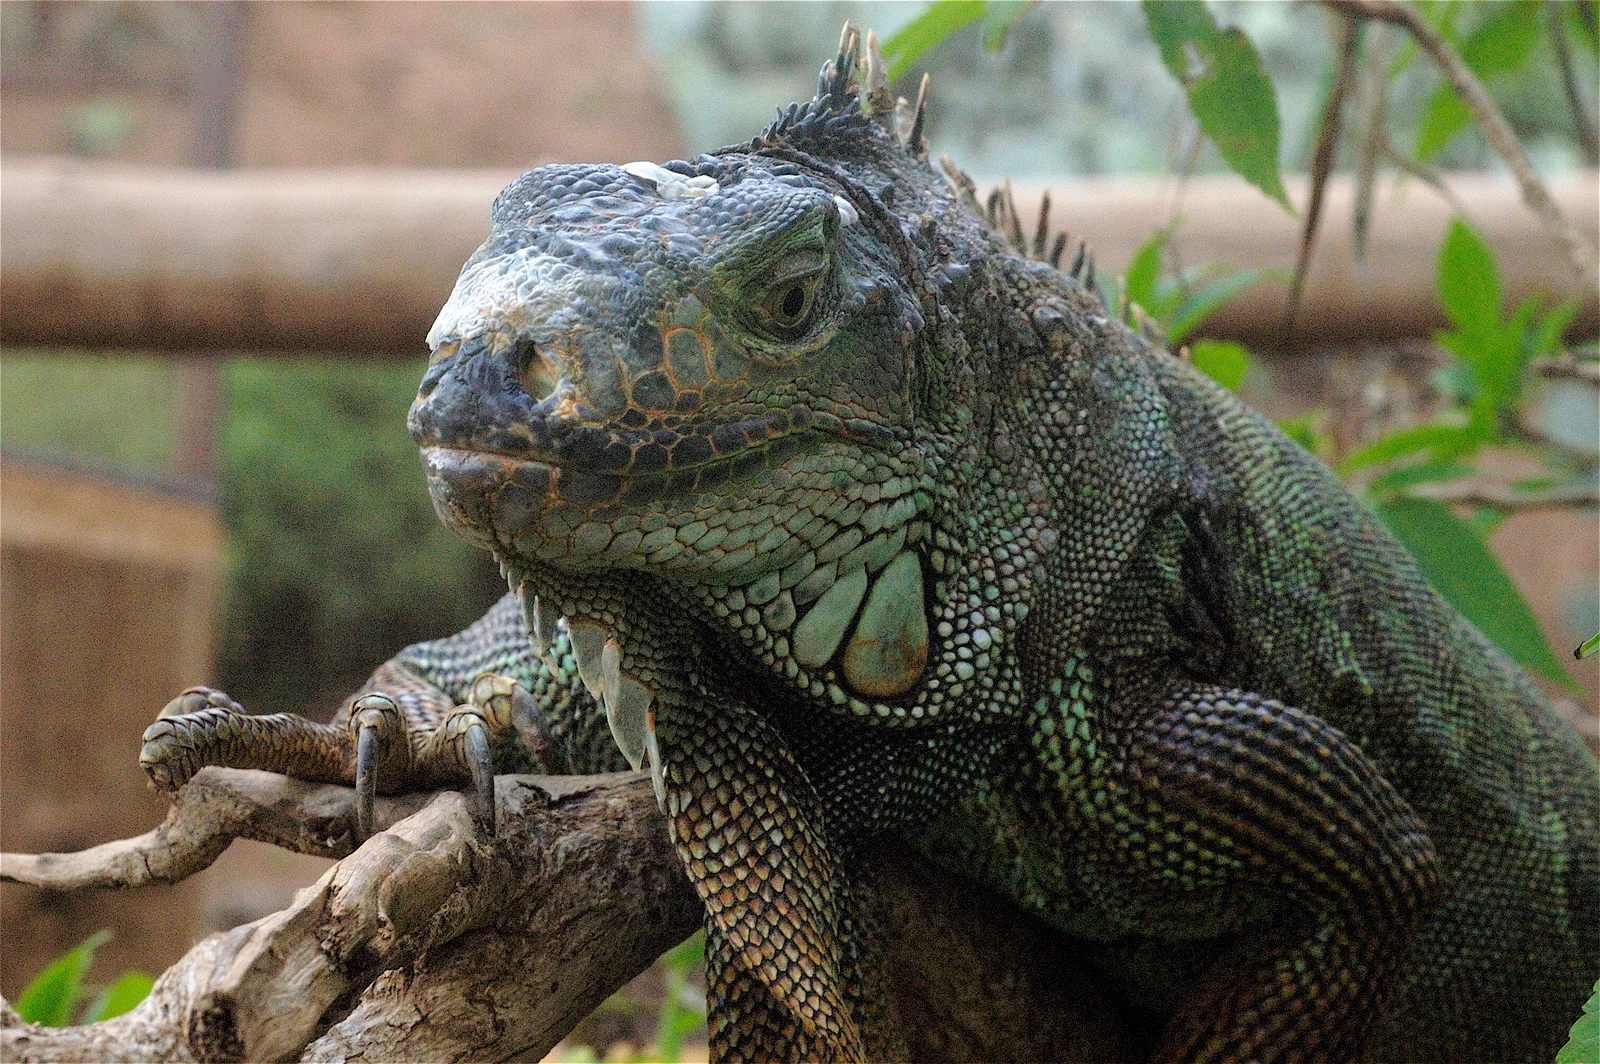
140 671 518 833
658 694 871 1063
1037 670 1444 1063
138 593 625 838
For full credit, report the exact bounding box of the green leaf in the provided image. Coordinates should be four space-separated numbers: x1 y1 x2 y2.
1415 1 1542 159
1578 632 1600 662
1367 460 1473 495
1422 0 1468 37
1466 504 1508 538
16 931 111 1027
1143 0 1290 209
1143 0 1217 71
1164 267 1266 343
1460 1 1542 75
1373 498 1578 689
1529 299 1580 360
1277 408 1333 459
81 972 154 1023
1338 422 1482 475
1437 218 1500 338
1191 26 1291 209
1189 340 1252 392
1435 313 1520 424
663 931 706 970
981 0 1035 51
652 931 707 1063
1122 230 1171 322
883 0 987 79
1555 978 1600 1063
1433 218 1540 430
1415 90 1472 162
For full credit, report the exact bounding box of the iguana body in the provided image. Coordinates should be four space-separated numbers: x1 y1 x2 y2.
142 28 1599 1063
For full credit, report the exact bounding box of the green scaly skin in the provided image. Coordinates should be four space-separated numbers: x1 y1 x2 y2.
141 27 1598 1063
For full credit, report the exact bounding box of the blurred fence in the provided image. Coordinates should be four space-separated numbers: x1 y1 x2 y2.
3 160 1595 355
0 458 224 996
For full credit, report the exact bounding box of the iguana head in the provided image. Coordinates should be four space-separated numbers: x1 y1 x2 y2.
412 27 1070 756
413 147 924 578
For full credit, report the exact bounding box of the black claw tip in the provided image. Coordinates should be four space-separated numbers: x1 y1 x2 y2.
355 723 379 844
464 719 497 840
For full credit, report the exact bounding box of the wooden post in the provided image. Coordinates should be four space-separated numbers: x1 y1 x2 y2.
0 460 225 998
2 166 1592 355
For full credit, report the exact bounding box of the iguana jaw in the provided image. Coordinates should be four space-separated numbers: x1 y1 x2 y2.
412 330 837 480
413 399 889 579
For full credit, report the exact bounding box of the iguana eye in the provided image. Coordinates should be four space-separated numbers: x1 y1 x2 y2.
756 273 823 337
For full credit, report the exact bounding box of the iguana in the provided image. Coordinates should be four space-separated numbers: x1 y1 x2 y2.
141 26 1599 1063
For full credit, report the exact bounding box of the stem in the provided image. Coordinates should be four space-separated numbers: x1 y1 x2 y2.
1353 23 1397 260
1408 480 1600 512
1320 0 1600 281
1378 135 1469 218
1550 2 1600 167
1287 13 1362 334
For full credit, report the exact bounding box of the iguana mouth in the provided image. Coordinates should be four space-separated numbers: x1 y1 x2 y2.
409 330 870 482
414 404 811 480
418 424 809 521
415 414 823 571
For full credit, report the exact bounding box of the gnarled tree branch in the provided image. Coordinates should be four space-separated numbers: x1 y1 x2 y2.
2 769 702 1063
1 769 1141 1063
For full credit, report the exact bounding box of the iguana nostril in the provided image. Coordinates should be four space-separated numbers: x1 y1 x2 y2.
417 358 451 399
516 338 560 402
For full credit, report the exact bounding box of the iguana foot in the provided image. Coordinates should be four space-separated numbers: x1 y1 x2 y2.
140 686 348 793
140 674 542 842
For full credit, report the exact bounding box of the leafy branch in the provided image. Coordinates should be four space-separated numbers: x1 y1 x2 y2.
1319 0 1599 280
1341 218 1592 689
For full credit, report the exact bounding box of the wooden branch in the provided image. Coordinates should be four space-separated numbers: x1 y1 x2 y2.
1320 0 1600 281
1535 354 1600 387
3 162 1594 356
0 769 1142 1063
1 768 383 890
2 769 702 1063
1409 480 1600 512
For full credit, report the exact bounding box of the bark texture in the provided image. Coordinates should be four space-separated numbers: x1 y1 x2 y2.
1 768 1140 1063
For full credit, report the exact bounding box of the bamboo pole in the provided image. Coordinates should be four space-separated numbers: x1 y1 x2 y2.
2 159 1594 355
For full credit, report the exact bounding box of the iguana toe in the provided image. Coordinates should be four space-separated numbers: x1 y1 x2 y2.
350 693 411 843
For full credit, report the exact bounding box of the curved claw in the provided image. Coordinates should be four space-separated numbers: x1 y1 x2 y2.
463 716 497 839
140 688 249 792
354 722 380 844
350 693 407 845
